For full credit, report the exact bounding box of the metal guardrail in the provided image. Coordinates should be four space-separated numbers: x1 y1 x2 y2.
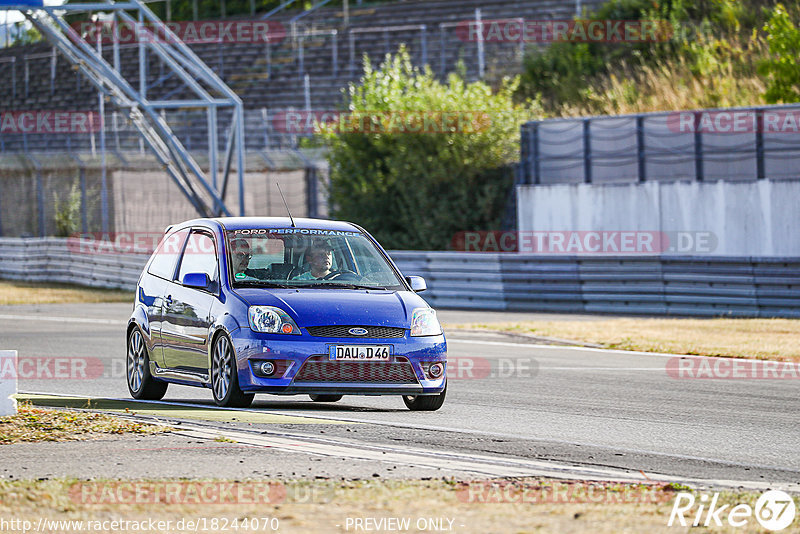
1 239 798 317
0 238 149 289
391 252 800 318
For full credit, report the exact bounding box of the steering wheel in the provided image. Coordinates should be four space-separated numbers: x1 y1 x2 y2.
322 270 360 281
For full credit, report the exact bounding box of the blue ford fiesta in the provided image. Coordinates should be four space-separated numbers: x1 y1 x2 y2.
126 217 447 411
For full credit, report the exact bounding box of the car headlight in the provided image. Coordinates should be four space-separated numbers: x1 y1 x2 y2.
411 307 442 337
248 306 301 335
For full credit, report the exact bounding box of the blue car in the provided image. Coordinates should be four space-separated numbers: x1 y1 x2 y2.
126 217 447 411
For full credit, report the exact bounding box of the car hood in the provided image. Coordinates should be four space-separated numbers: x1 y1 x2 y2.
231 288 430 327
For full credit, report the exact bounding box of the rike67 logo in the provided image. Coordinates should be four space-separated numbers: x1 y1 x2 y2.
669 490 797 531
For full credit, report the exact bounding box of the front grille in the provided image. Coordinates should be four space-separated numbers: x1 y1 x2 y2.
306 325 406 338
293 356 418 384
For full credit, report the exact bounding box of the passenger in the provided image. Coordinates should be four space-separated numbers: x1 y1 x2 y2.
230 238 269 280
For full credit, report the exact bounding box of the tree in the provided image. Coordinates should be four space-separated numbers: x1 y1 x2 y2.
760 3 800 104
323 47 539 250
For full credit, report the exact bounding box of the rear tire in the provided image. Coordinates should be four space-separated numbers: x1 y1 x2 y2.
403 380 446 411
127 328 168 400
211 333 254 408
309 394 343 402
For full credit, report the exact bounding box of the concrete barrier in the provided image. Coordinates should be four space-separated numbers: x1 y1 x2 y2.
0 350 17 416
517 180 800 257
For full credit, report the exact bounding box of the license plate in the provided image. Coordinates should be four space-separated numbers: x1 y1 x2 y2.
329 345 392 361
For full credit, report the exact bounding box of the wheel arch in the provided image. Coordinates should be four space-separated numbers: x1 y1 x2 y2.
207 313 242 371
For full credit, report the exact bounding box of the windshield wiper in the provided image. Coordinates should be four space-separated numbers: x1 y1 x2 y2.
233 280 294 289
298 282 389 290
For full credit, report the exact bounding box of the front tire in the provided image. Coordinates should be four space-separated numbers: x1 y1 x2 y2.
211 334 254 408
127 328 168 400
403 380 446 411
309 394 343 402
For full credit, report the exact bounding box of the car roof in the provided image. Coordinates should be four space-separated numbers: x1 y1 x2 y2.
210 217 361 232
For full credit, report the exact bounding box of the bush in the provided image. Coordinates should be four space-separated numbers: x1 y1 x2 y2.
53 182 82 238
517 0 667 107
517 0 784 111
759 3 800 103
323 47 539 250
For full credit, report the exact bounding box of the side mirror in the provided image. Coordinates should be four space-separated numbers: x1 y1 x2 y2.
182 272 210 290
405 275 427 293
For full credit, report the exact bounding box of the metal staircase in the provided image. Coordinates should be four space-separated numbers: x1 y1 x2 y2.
1 0 246 217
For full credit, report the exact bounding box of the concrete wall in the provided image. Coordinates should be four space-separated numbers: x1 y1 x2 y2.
517 179 800 256
0 151 325 237
110 155 311 235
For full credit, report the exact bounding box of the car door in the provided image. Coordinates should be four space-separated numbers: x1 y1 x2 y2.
141 228 189 367
161 229 219 372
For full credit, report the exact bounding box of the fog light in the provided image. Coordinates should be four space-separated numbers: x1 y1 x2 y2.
429 362 444 378
260 361 276 376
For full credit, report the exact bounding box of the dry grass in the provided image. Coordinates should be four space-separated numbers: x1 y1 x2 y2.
0 478 779 533
556 36 768 117
449 318 800 362
0 403 168 444
0 280 133 305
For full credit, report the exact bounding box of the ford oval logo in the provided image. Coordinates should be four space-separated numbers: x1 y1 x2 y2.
348 327 368 336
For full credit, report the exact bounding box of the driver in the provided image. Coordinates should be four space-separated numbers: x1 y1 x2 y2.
293 239 334 280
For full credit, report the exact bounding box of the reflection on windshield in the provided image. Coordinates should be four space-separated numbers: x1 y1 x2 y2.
226 230 403 290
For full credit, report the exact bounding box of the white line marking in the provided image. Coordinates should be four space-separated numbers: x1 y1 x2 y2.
156 420 800 493
17 391 358 424
0 314 124 325
537 367 664 371
22 390 800 479
174 424 648 480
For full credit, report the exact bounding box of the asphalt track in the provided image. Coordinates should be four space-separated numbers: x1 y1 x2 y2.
1 303 799 491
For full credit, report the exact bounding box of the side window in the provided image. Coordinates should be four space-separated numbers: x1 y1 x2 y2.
177 231 218 283
147 229 189 280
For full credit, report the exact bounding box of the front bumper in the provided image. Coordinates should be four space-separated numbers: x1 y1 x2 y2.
230 328 447 396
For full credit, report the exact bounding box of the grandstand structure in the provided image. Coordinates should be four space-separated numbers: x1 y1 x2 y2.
0 0 249 222
0 0 603 235
0 0 603 152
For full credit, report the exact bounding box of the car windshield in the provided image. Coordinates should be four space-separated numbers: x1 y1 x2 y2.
225 229 405 290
